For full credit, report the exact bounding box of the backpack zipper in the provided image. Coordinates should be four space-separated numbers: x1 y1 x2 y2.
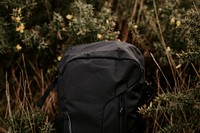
119 94 125 133
65 112 72 133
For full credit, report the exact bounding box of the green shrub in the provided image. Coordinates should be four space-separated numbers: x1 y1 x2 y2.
0 1 119 132
139 82 200 132
0 110 54 133
138 1 200 132
0 0 199 133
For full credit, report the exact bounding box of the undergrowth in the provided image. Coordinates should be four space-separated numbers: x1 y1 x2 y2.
0 0 199 132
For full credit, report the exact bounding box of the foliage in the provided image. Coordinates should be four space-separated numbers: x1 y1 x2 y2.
0 110 54 133
0 0 118 132
139 83 200 132
177 8 200 64
65 0 119 45
137 1 200 132
0 68 55 133
139 0 193 58
0 0 119 71
0 0 199 133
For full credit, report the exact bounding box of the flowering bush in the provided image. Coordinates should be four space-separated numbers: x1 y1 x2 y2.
63 0 119 45
0 0 199 132
0 0 119 132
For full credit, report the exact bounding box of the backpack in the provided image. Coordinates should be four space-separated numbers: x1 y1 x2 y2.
38 41 146 133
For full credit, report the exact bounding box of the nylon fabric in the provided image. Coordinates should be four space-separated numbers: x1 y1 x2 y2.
55 41 146 133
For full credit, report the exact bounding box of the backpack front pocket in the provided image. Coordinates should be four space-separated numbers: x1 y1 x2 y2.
102 94 124 133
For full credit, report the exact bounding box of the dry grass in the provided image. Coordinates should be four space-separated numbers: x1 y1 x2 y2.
0 55 56 133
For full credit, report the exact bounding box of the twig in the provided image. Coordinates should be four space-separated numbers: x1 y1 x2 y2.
150 53 172 91
152 0 166 49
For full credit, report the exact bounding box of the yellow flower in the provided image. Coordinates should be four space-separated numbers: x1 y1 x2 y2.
62 27 66 31
149 102 153 108
176 20 181 28
18 8 22 15
15 16 21 22
66 14 73 20
143 104 147 108
133 25 138 29
97 34 102 39
106 19 109 24
170 18 175 25
16 23 25 33
166 46 171 52
176 64 182 69
16 44 22 51
57 56 62 61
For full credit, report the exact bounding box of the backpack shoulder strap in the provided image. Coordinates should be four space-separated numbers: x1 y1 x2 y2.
37 76 58 108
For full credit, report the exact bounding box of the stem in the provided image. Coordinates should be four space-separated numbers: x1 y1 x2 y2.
150 53 172 91
152 0 166 49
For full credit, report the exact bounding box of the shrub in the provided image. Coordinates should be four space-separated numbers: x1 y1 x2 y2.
0 0 119 132
0 0 199 132
138 1 200 132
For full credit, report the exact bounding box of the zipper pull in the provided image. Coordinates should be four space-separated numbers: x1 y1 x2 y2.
119 94 125 114
119 94 125 133
120 107 124 114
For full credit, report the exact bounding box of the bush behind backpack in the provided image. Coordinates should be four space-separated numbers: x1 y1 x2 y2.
38 41 146 133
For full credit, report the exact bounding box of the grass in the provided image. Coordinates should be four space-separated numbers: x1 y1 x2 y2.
0 55 56 133
1 40 199 133
137 1 200 132
0 0 199 132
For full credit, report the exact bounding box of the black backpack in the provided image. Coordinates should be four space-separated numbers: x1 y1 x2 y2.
38 41 146 133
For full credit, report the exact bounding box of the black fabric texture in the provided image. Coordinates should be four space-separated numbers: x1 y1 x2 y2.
56 41 145 133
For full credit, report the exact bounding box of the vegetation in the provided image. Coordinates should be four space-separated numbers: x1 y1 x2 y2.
0 0 199 132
